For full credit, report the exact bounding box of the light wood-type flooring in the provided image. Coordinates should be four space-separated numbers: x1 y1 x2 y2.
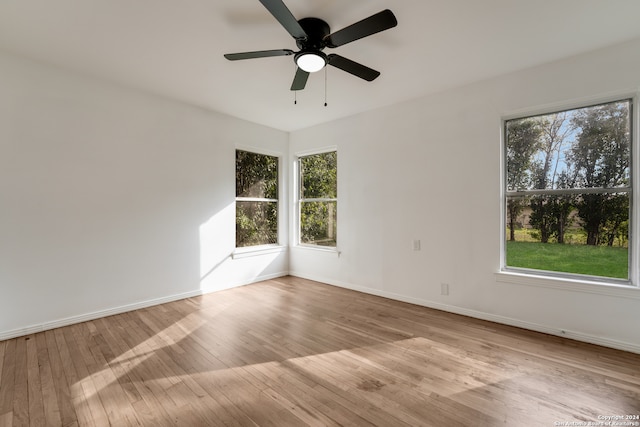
1 276 639 426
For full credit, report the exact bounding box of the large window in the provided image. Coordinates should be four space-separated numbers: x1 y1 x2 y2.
236 149 279 248
298 151 337 247
503 99 633 282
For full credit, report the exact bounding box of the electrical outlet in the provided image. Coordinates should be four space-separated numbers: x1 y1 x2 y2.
413 239 421 251
441 283 449 296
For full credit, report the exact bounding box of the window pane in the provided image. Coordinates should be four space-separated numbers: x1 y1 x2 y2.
300 151 337 199
236 150 278 198
506 100 631 191
505 193 629 279
300 201 337 246
236 201 278 247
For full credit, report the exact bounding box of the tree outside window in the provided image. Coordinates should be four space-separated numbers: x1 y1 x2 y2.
299 151 337 247
504 99 632 281
236 150 279 247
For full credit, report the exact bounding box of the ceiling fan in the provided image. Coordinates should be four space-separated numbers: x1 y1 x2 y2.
224 0 398 91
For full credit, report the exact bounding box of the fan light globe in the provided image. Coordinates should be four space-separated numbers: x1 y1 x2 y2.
296 53 326 73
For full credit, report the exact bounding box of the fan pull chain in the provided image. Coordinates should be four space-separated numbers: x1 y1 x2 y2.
293 63 298 105
324 67 328 107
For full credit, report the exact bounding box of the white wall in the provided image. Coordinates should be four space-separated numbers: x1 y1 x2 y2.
0 52 289 339
3 38 640 352
289 38 640 353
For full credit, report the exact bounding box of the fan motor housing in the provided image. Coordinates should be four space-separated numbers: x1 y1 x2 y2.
296 18 331 50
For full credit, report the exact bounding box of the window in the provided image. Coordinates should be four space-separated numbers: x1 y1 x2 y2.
503 99 633 282
235 150 279 248
298 151 337 247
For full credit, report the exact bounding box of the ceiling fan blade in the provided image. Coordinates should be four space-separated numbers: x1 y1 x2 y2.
290 67 310 91
224 49 294 60
327 54 380 81
259 0 307 40
324 9 397 48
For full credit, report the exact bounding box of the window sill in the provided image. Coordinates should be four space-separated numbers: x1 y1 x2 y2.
294 244 341 256
232 245 287 260
495 270 640 299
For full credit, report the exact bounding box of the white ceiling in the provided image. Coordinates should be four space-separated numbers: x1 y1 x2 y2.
1 1 640 132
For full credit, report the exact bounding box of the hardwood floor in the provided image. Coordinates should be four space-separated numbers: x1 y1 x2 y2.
1 276 639 426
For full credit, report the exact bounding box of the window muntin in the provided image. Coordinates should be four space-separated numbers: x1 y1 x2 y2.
503 99 632 282
236 150 279 247
299 151 337 247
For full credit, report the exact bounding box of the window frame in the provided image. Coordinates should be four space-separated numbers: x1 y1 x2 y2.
234 146 285 254
294 147 339 251
499 94 639 289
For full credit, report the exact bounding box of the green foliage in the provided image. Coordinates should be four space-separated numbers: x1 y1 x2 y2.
236 201 278 247
300 152 337 199
506 100 631 254
505 118 542 190
506 241 628 279
508 227 628 247
569 102 630 246
236 150 279 247
300 152 337 246
569 102 630 189
505 119 542 241
300 202 336 246
526 113 574 243
236 150 278 198
528 194 575 244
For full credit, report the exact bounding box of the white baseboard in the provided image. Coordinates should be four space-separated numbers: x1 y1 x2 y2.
0 271 289 342
0 289 203 341
4 270 638 355
289 271 640 355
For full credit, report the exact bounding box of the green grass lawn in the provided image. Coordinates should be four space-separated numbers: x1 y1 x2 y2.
506 241 628 279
